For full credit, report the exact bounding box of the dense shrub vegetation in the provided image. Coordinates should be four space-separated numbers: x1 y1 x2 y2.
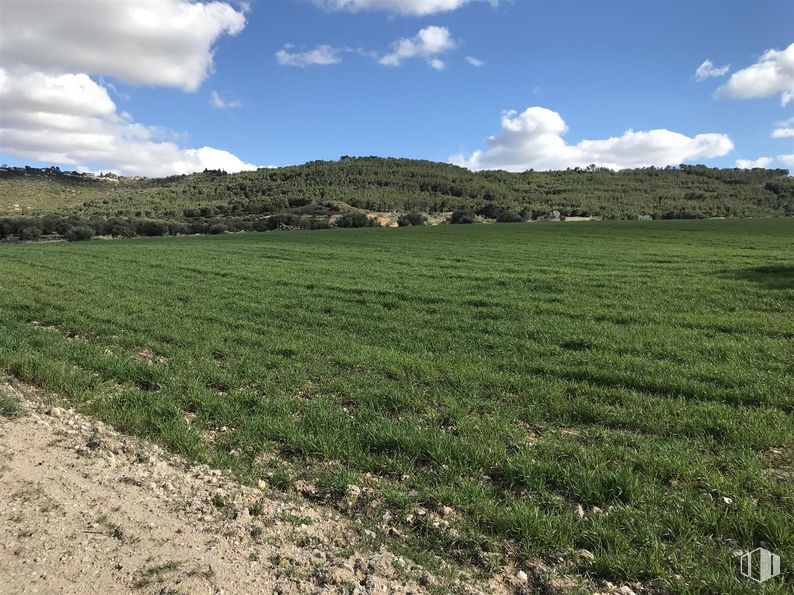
335 212 378 228
396 212 427 226
18 225 41 241
64 225 95 242
449 209 476 224
1 159 791 240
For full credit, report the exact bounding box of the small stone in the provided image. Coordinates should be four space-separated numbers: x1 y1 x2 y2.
388 527 404 539
439 505 453 517
575 504 585 519
515 570 528 583
618 586 636 595
382 511 392 523
257 480 267 490
721 496 733 505
591 506 603 515
346 484 361 499
292 480 316 496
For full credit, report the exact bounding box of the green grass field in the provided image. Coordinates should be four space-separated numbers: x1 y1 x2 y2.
1 220 792 592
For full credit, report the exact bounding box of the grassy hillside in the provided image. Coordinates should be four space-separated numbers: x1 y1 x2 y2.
2 159 792 227
0 169 125 214
1 220 791 592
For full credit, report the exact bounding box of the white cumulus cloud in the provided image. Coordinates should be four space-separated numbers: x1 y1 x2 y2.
275 44 342 67
380 26 456 69
209 90 242 109
449 106 734 171
314 0 472 15
0 0 247 92
0 1 255 176
0 68 257 176
735 157 773 169
465 56 484 67
771 127 794 138
778 154 794 166
428 58 445 71
693 59 730 81
771 117 794 138
717 42 794 106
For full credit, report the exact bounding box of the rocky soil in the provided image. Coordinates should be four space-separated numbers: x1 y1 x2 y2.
0 376 516 595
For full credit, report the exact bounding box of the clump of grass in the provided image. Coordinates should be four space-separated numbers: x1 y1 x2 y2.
248 499 265 517
266 469 292 491
132 561 180 589
284 514 313 527
96 515 125 540
316 467 358 500
0 394 20 418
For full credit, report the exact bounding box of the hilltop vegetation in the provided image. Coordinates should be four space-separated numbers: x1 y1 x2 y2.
1 159 792 240
1 220 791 592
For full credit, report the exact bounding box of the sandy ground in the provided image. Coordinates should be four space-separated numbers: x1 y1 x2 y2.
1 377 518 595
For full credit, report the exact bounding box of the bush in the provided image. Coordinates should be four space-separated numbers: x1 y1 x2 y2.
136 220 167 236
168 222 191 236
449 210 476 224
305 218 331 230
336 212 374 228
397 212 427 226
40 217 63 235
64 225 95 241
110 224 136 238
496 210 525 223
476 204 504 219
0 221 10 239
208 223 228 234
261 213 302 230
18 226 42 241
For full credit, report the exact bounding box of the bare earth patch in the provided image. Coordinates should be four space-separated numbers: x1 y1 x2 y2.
0 377 515 594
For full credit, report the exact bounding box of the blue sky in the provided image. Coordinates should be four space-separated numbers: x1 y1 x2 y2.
1 0 793 175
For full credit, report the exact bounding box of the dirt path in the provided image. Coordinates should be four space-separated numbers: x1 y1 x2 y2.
0 377 510 594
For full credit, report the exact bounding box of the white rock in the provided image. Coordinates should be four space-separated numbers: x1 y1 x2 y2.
515 570 528 583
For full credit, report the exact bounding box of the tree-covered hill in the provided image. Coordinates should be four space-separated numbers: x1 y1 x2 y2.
1 159 792 238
